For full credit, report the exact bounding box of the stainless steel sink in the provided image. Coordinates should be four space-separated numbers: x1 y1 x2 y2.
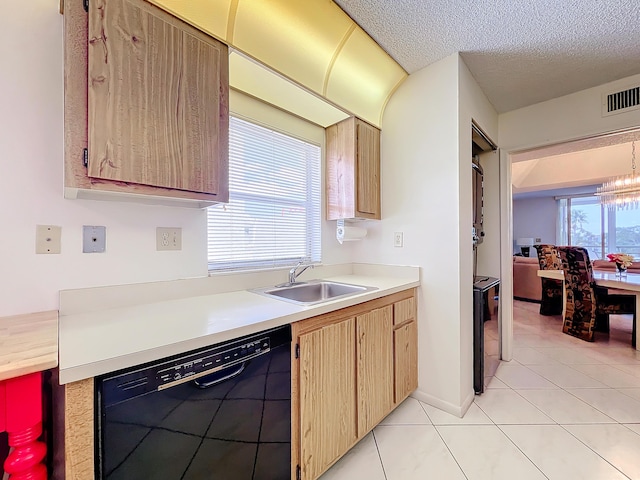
253 280 377 305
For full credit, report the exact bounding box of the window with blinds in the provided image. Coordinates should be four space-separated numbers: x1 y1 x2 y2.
207 116 322 271
557 194 640 260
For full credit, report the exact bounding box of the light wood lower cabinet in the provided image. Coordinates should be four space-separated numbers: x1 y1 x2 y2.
394 320 418 403
292 289 417 480
393 295 418 403
298 318 357 480
356 305 393 435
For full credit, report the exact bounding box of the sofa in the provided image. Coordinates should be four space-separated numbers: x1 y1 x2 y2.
513 256 541 302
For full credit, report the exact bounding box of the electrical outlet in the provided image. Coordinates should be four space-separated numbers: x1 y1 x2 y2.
36 225 61 254
535 237 542 243
394 232 403 247
157 227 182 251
83 226 106 253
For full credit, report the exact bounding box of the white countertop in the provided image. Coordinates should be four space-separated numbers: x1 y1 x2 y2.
58 264 420 384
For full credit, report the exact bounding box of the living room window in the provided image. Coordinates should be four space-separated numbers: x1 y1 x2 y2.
206 116 321 271
557 195 640 259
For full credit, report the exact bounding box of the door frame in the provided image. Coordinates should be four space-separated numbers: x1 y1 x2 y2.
498 125 640 361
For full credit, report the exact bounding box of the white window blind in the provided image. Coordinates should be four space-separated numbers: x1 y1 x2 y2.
207 116 321 271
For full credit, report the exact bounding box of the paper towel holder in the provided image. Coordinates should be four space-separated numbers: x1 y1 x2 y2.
336 219 368 244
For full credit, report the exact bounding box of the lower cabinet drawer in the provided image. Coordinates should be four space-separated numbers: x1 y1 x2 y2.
393 297 415 325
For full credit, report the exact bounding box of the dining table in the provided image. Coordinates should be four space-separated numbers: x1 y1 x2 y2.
537 269 640 350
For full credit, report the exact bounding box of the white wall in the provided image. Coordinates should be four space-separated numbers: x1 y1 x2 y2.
500 74 640 151
354 54 461 412
512 197 558 253
498 73 640 369
0 2 349 317
511 143 636 193
457 57 500 405
352 53 498 414
1 4 206 316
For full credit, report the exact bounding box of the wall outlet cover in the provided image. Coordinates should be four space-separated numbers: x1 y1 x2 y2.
157 227 182 251
83 225 106 253
394 232 403 247
36 225 62 254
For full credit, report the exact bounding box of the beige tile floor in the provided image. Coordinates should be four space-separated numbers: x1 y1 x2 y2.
320 300 640 480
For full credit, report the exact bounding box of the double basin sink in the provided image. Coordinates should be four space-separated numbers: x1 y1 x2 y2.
253 280 377 306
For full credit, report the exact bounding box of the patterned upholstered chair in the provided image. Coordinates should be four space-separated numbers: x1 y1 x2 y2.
557 246 636 343
533 244 563 316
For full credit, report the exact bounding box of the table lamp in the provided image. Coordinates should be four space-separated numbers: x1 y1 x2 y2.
516 238 535 257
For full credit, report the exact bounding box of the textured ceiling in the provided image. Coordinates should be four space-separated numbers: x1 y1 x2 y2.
334 0 640 112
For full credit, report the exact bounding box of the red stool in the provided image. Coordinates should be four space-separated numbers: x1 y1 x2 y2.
1 373 47 480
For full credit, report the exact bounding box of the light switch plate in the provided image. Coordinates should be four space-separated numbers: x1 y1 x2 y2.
83 226 106 253
36 225 61 254
157 227 182 251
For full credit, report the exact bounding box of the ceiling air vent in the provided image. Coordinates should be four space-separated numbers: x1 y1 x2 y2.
602 85 640 117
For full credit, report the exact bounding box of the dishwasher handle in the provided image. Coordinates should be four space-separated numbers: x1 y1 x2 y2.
193 361 247 389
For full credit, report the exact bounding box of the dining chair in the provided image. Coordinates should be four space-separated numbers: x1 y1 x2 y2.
557 246 636 343
533 244 563 316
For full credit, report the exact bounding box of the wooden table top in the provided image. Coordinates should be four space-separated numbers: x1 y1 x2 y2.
538 269 640 292
0 310 58 381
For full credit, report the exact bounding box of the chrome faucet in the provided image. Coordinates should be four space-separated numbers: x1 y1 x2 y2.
289 261 314 284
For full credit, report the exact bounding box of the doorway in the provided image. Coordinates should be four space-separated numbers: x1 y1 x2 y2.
472 122 500 391
501 127 640 359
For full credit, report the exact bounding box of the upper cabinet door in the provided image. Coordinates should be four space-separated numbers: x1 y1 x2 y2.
355 119 380 217
88 0 229 196
326 117 381 220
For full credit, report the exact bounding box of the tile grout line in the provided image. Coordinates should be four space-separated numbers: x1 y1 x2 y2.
492 423 551 480
416 400 470 479
371 429 388 480
429 424 470 479
556 422 633 480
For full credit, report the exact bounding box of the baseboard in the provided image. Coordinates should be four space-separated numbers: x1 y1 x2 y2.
410 388 475 418
513 296 541 304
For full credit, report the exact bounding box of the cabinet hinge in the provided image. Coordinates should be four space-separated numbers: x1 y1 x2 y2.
82 148 88 168
296 465 301 480
83 0 88 12
295 343 300 359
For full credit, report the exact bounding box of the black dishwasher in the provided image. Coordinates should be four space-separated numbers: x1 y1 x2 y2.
95 325 291 480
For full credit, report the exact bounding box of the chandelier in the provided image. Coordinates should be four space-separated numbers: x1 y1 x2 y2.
596 141 640 209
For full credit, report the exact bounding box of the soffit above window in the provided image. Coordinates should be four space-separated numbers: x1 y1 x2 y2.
147 0 407 128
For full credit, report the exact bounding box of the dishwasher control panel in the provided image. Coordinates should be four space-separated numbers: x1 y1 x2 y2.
156 337 270 386
98 327 286 407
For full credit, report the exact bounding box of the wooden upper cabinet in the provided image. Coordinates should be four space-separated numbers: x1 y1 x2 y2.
326 117 381 220
64 0 229 206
